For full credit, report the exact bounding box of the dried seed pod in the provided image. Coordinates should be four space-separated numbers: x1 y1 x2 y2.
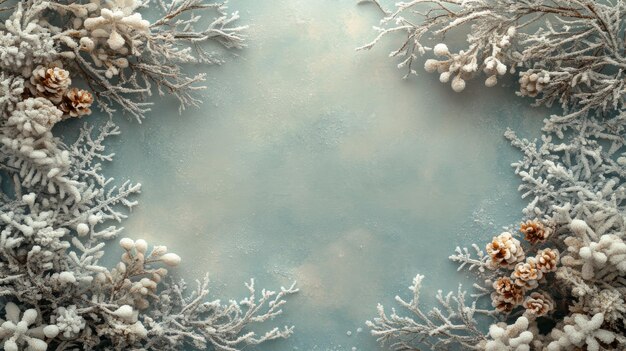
29 64 71 103
520 219 551 244
486 232 525 269
60 88 93 117
523 292 554 317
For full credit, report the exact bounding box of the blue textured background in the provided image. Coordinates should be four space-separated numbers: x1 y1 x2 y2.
57 1 550 349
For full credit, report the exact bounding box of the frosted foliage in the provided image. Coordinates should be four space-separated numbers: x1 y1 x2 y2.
366 274 492 350
484 316 533 351
362 0 626 350
0 2 56 77
0 1 295 350
358 0 626 135
2 0 248 122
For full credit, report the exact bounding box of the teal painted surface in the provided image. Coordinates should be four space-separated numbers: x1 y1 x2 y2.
57 1 550 349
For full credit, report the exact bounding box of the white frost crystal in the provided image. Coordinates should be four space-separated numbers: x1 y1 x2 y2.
52 306 85 338
83 7 150 51
0 303 49 351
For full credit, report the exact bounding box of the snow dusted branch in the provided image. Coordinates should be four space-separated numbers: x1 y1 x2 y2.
358 0 626 133
45 0 248 121
0 1 296 350
362 1 626 349
367 275 493 350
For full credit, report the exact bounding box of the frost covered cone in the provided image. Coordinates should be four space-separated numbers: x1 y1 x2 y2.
0 1 295 350
362 1 626 350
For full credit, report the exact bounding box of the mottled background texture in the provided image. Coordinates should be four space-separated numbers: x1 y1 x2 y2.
59 0 551 349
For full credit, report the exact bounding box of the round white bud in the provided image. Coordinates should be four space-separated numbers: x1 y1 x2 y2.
80 37 95 51
112 305 134 320
433 43 449 56
88 214 101 226
451 76 466 92
135 239 148 253
130 321 148 338
22 193 36 206
26 338 48 351
570 219 588 235
43 324 60 338
59 271 76 284
119 238 135 250
4 340 18 351
439 71 451 83
579 246 591 259
485 75 498 87
424 59 439 73
160 253 181 267
22 309 38 325
76 223 89 236
151 245 167 257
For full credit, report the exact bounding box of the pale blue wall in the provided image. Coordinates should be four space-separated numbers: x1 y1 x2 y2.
57 0 550 349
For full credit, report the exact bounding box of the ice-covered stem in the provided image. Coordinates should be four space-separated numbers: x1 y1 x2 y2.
449 243 494 275
367 275 494 350
358 0 626 132
139 276 298 351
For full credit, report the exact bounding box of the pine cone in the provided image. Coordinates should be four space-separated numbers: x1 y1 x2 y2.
512 258 543 289
523 292 554 317
492 276 525 305
486 232 525 269
29 64 71 104
61 88 93 117
535 248 559 273
491 293 515 313
520 219 551 244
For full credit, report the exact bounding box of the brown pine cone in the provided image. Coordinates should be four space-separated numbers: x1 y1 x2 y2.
486 232 525 269
520 219 551 244
29 64 71 104
523 291 554 317
511 258 543 289
492 276 525 305
61 88 93 117
535 248 559 273
491 293 515 313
